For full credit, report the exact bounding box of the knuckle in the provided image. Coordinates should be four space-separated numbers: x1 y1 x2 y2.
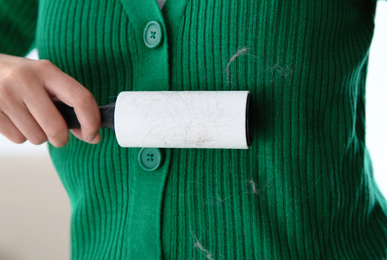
1 67 23 85
10 134 27 144
45 121 69 147
29 132 47 145
0 66 33 100
37 59 54 69
51 136 69 148
46 121 67 139
75 90 94 106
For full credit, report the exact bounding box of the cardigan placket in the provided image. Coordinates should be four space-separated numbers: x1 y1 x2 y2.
119 0 188 259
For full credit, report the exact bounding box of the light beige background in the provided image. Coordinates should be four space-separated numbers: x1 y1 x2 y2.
0 2 386 260
0 156 70 260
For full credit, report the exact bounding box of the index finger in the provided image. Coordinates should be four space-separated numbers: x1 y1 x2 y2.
39 60 101 142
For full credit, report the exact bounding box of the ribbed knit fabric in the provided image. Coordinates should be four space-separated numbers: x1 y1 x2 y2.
2 0 387 259
0 0 37 56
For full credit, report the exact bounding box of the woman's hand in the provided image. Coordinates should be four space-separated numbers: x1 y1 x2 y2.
0 54 101 147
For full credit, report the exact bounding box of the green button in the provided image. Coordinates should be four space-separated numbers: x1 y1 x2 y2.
138 148 162 171
143 21 163 49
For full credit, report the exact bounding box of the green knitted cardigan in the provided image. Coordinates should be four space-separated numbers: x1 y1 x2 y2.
1 0 387 259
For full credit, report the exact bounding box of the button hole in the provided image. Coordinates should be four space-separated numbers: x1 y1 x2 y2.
146 153 154 161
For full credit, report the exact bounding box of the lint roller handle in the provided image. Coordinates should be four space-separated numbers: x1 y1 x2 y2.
53 101 115 130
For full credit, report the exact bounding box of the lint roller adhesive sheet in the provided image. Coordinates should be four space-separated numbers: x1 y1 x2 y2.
115 91 250 149
54 91 252 149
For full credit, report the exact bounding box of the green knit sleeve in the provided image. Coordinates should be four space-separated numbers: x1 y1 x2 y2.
0 0 38 56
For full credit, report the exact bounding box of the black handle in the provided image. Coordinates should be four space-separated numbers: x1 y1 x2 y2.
53 101 115 130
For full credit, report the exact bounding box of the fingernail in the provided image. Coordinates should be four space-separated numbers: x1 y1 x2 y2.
86 134 97 142
88 133 101 144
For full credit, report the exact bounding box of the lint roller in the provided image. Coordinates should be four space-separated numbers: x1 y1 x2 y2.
54 91 252 149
